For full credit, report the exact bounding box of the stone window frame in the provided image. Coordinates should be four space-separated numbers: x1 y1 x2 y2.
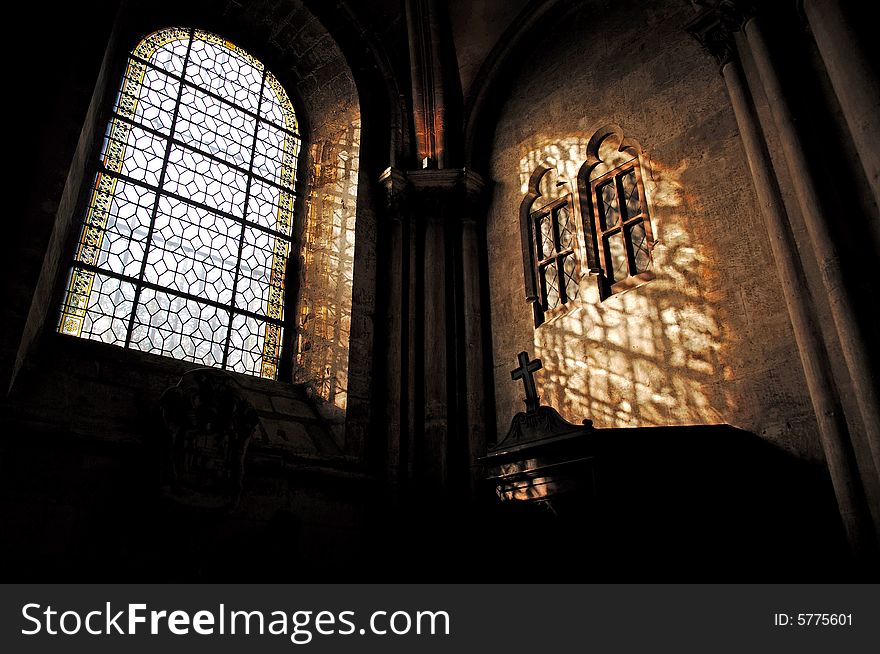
577 124 656 301
520 166 590 327
520 125 657 325
588 158 655 297
53 27 302 381
531 194 582 319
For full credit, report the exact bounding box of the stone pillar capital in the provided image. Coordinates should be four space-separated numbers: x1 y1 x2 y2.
378 166 411 216
686 1 757 70
378 166 410 195
379 167 491 222
406 167 487 193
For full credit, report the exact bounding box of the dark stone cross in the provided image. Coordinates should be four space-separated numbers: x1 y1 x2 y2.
511 351 543 413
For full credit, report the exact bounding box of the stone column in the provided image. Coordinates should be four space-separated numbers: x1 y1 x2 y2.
379 167 410 483
405 0 451 167
459 170 489 491
381 168 490 496
742 14 880 486
688 6 879 559
724 58 876 559
802 0 880 212
411 170 453 490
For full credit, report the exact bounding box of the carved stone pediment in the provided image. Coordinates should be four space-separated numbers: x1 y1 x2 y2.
480 405 596 505
495 406 593 451
485 352 596 504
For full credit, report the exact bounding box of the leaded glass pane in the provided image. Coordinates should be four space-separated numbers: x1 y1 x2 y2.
253 121 288 182
621 169 641 219
186 32 264 113
105 125 166 187
538 213 554 259
227 313 280 379
144 196 240 305
88 177 155 279
163 144 250 216
247 179 294 231
70 272 136 345
58 27 301 381
253 120 299 189
262 72 298 131
139 31 190 75
599 181 619 230
129 67 178 134
628 220 651 273
606 232 628 282
557 203 573 250
562 254 579 302
129 287 229 366
542 262 560 310
238 226 289 317
176 85 256 168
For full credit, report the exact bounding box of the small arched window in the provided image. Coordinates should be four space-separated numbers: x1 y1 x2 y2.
520 164 583 326
579 124 655 299
589 161 652 292
57 28 301 380
531 194 579 312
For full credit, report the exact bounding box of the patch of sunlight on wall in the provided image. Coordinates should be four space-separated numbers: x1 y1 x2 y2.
295 119 361 413
516 133 735 429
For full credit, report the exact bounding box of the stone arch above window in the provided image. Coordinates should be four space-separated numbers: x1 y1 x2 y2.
57 27 301 380
520 162 584 327
577 124 655 300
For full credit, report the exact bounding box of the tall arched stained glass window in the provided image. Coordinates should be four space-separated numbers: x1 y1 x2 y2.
57 28 301 380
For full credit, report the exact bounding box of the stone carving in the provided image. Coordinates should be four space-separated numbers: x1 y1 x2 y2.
481 353 596 506
159 368 259 511
498 405 594 449
510 350 542 412
496 351 593 450
686 1 757 69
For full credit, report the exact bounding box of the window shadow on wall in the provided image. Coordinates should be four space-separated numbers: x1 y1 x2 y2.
508 136 736 432
295 120 361 444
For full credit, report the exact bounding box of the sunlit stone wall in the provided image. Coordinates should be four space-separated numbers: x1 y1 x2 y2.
280 19 369 446
486 1 822 460
293 84 360 444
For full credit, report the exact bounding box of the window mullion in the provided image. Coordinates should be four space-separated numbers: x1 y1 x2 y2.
614 173 637 276
123 29 196 349
221 67 269 369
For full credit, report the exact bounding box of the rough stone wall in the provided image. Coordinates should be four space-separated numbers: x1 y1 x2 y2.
296 116 361 446
485 0 823 460
3 1 120 393
251 0 367 446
